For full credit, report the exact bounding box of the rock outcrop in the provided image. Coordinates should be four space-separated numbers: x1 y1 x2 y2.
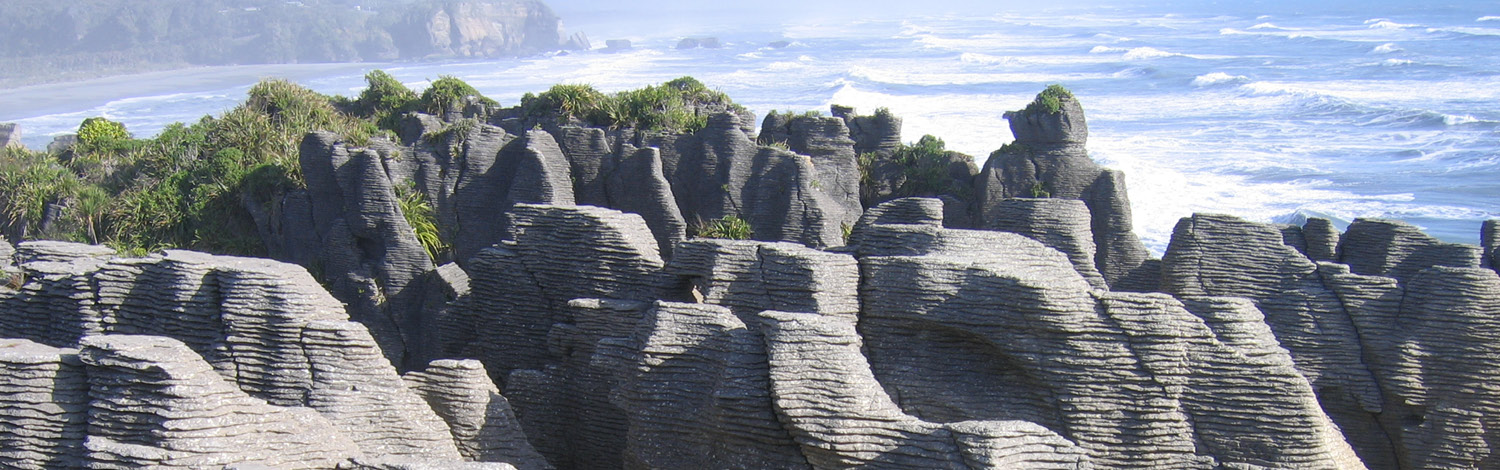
975 91 1151 290
0 123 19 148
1484 219 1498 271
0 243 538 468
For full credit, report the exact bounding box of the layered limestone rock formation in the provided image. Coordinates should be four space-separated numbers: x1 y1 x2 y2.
8 85 1500 470
976 92 1151 290
0 241 541 468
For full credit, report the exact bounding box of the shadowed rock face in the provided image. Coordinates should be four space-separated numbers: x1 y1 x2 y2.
976 94 1149 291
1483 219 1499 271
0 243 536 468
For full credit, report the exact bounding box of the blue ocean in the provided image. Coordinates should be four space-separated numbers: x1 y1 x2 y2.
3 1 1497 253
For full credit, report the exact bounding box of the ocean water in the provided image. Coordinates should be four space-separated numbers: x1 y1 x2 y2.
3 2 1498 253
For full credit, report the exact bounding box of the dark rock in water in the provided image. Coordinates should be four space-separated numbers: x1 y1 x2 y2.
1484 219 1498 271
603 39 632 51
1339 217 1481 282
768 40 792 48
977 90 1149 290
0 123 20 148
676 37 721 49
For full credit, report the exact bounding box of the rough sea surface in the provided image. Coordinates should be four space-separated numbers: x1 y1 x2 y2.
3 2 1497 252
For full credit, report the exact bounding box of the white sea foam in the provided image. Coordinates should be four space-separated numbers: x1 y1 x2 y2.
1248 22 1283 30
1371 43 1402 54
1366 19 1421 29
1429 26 1500 36
1480 16 1500 22
1123 47 1181 60
1381 58 1413 66
1192 72 1250 87
1445 114 1480 125
1090 45 1129 54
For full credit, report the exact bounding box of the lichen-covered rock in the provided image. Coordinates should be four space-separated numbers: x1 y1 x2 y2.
1339 218 1481 282
0 339 86 470
78 335 359 468
404 359 550 468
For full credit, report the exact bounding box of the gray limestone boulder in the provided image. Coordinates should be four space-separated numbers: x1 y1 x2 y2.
834 106 903 156
607 301 811 470
1160 213 1390 468
855 216 1366 468
1304 217 1341 262
298 131 436 368
451 129 575 264
759 311 1092 469
15 240 115 264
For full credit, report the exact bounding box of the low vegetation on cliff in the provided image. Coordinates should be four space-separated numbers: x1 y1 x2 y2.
520 76 742 133
0 73 752 256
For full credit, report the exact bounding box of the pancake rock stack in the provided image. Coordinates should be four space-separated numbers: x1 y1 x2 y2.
4 86 1500 469
0 240 542 468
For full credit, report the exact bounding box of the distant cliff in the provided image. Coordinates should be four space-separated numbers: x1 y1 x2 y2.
0 0 582 86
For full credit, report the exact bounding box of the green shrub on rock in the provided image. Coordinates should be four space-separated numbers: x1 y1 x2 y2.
693 215 753 240
420 75 497 116
1024 84 1075 115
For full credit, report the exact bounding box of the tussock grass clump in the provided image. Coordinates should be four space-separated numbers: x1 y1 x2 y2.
420 75 497 116
520 76 739 133
395 183 448 262
692 215 753 240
